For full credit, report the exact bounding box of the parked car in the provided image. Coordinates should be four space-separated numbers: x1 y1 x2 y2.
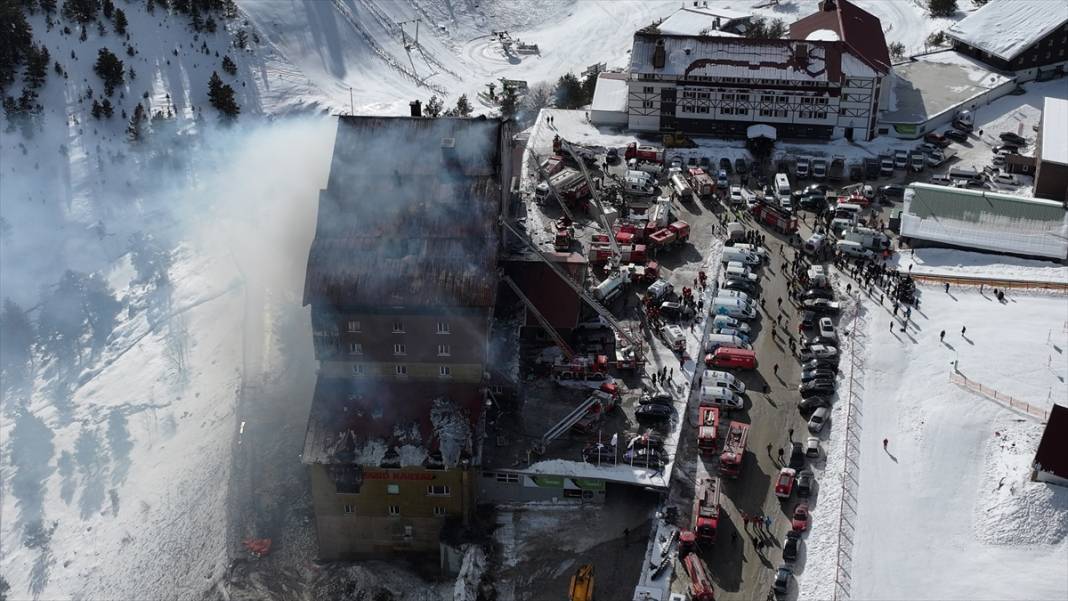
993 144 1019 155
798 395 831 413
735 157 748 174
924 132 951 147
802 357 839 372
582 442 616 464
1000 132 1027 146
879 184 906 199
717 170 729 188
660 301 692 320
729 185 744 205
775 467 796 498
788 441 805 469
636 403 673 424
722 278 759 295
783 530 801 561
623 446 663 467
800 380 836 398
798 344 838 361
791 504 810 532
801 368 836 383
798 193 826 211
802 298 841 314
805 436 821 458
800 310 817 330
606 148 620 164
943 129 968 143
802 288 835 301
720 157 733 174
639 392 673 406
807 406 830 433
818 317 837 340
796 469 814 497
774 565 792 596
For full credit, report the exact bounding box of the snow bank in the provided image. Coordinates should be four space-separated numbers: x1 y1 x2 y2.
453 544 488 601
890 248 1068 283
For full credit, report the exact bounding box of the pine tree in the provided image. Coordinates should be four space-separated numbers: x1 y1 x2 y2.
62 0 100 23
113 8 127 35
206 71 239 119
554 73 583 109
928 0 958 17
234 29 248 49
39 0 57 14
0 2 34 90
101 0 113 18
100 97 112 118
221 54 236 75
93 47 124 96
23 44 51 90
126 102 145 141
204 16 216 33
425 94 443 117
146 0 155 13
91 98 102 118
455 94 472 117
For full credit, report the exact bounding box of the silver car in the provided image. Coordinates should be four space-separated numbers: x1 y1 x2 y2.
807 406 829 433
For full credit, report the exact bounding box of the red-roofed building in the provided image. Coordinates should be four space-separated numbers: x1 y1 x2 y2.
1032 404 1068 487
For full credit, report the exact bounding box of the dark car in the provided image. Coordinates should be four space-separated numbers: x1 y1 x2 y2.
774 565 792 596
802 298 841 314
800 380 835 398
798 193 826 211
802 288 835 301
802 357 839 372
624 446 663 468
879 184 906 199
796 469 814 497
800 310 817 329
1000 132 1027 146
993 143 1019 155
606 148 620 164
639 392 673 406
582 442 616 465
660 301 691 320
801 368 836 383
802 334 838 348
798 395 831 413
723 278 759 295
783 530 801 561
735 157 748 174
944 129 968 143
720 157 733 174
636 403 673 424
788 441 805 469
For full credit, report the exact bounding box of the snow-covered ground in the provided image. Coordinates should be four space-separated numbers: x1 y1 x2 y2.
890 248 1068 283
846 285 1068 599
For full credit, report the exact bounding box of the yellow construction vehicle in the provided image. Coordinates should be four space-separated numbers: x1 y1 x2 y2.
662 131 697 148
569 564 594 601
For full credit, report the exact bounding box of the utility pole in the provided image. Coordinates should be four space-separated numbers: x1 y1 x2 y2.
349 87 354 116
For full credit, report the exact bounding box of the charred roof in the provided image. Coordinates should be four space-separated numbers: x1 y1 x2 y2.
1034 404 1068 479
304 116 505 309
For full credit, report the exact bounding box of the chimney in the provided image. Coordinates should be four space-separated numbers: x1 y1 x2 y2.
653 39 666 69
820 0 838 12
410 99 422 117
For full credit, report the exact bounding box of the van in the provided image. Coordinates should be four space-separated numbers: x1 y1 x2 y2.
775 173 791 197
711 315 751 333
661 324 686 351
717 289 750 303
835 240 875 260
722 247 761 266
711 298 757 320
671 173 694 199
624 171 658 196
706 347 757 370
795 158 810 179
948 167 981 181
835 202 863 219
704 370 746 394
830 217 855 234
724 263 759 282
705 333 751 353
928 174 952 186
803 232 827 255
699 385 744 411
843 226 890 251
731 243 769 261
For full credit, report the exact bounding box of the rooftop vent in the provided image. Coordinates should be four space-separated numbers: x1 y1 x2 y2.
410 99 422 117
684 47 692 56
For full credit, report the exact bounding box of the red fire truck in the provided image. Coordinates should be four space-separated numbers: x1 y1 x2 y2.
751 200 798 234
624 143 664 164
684 554 716 601
646 221 691 253
692 477 721 545
697 406 720 457
718 421 750 478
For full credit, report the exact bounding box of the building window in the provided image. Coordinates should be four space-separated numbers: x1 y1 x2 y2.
433 507 447 517
438 344 451 356
643 86 654 94
395 364 407 376
349 342 362 355
392 321 405 333
352 364 364 376
387 484 400 495
347 320 360 333
388 505 400 516
427 484 451 496
437 322 451 334
495 473 520 483
344 504 354 514
642 100 653 109
393 343 406 356
439 365 452 378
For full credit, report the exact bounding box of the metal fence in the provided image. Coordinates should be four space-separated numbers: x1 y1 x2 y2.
949 372 1051 422
833 300 868 601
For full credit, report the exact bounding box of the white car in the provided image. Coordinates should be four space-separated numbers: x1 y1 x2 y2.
818 317 837 340
711 315 751 333
805 436 821 458
807 407 830 433
798 344 839 361
729 185 744 205
647 279 673 300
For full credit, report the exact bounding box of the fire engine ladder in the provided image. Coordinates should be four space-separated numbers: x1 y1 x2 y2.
537 393 601 453
501 275 576 362
500 219 642 358
558 139 620 266
527 148 576 223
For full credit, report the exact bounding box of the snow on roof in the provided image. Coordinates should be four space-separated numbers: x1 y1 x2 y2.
902 184 1068 259
1041 97 1068 166
747 124 777 140
946 0 1068 62
657 6 746 37
878 52 1012 124
789 0 891 74
591 74 629 113
806 29 840 42
630 33 839 83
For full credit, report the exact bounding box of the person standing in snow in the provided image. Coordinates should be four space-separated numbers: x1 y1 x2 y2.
961 325 967 336
940 330 946 341
883 438 888 449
